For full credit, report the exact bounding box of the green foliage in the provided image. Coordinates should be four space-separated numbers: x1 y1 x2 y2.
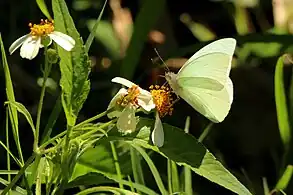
36 0 52 19
275 56 291 149
52 0 91 126
3 0 293 194
0 34 23 165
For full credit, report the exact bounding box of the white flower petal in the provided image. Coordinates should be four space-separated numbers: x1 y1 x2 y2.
9 34 30 55
152 112 164 147
107 88 128 118
49 31 75 51
137 94 155 112
20 36 41 60
117 104 137 134
111 77 137 88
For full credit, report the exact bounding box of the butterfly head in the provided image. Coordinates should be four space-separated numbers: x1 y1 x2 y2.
165 72 180 95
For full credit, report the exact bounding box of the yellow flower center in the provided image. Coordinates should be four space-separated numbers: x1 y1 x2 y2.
117 85 140 107
29 19 54 37
150 85 175 117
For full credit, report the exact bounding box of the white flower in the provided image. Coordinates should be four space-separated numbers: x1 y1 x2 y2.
108 77 156 134
9 19 75 60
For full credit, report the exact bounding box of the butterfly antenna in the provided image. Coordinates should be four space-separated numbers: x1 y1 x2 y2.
154 48 170 72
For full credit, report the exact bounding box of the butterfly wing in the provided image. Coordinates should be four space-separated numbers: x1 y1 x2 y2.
177 38 236 87
151 112 164 147
176 77 233 123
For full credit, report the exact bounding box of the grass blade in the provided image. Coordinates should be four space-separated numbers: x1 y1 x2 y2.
171 161 180 193
1 154 36 195
0 34 23 164
110 141 124 189
183 116 192 194
275 55 291 150
130 146 145 194
85 0 108 52
6 101 36 137
131 144 168 195
275 165 293 191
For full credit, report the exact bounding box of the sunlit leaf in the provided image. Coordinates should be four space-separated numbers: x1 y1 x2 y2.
36 0 52 19
5 101 36 137
104 118 252 195
52 0 91 126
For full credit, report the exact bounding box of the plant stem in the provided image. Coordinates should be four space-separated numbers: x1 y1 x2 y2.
110 141 124 189
5 109 11 195
198 123 213 143
39 131 67 150
73 109 112 130
34 47 52 151
1 154 36 195
73 119 116 141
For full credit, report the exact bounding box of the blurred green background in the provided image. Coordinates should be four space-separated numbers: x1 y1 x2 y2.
1 0 293 194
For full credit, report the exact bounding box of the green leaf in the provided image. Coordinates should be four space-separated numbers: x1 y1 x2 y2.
120 0 166 79
275 55 291 149
67 172 113 188
68 172 158 195
36 0 52 19
125 118 252 195
5 101 36 137
52 0 91 126
70 142 131 182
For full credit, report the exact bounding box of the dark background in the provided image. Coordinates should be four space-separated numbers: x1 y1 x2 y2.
1 0 292 194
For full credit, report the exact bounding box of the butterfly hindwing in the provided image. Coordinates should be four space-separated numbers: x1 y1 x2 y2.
177 78 233 123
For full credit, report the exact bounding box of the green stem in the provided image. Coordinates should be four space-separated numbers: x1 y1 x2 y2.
34 47 52 151
198 123 213 143
39 116 115 151
73 109 112 130
39 131 67 150
1 154 36 195
167 160 173 194
73 119 116 141
5 109 11 195
110 141 124 189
